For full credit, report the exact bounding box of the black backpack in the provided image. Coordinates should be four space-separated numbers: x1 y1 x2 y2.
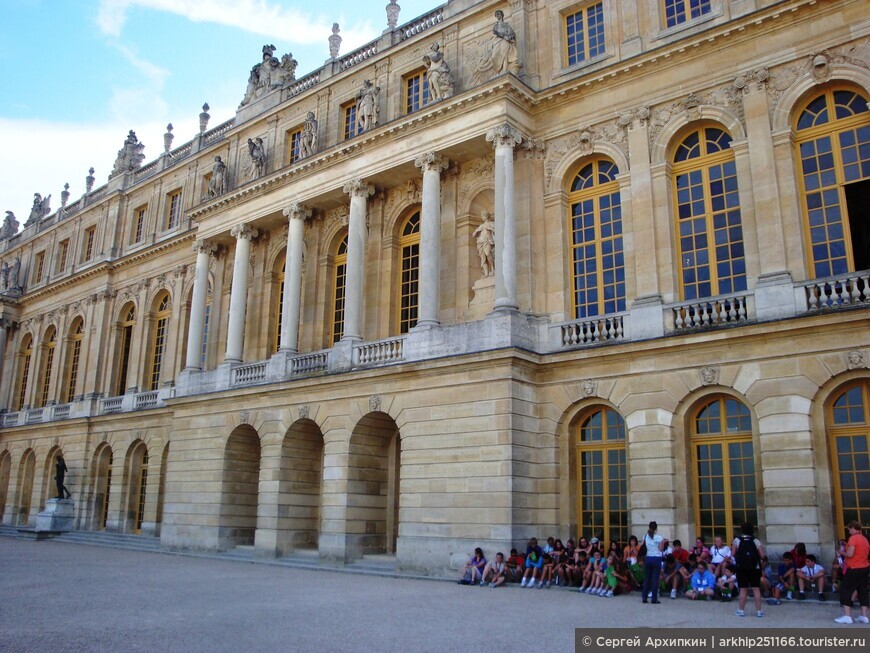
735 535 760 570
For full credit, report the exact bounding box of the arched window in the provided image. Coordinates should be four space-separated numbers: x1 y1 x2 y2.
148 292 171 391
38 327 56 408
673 126 746 300
691 396 756 540
828 381 870 536
95 446 114 530
576 407 627 544
331 233 348 344
568 158 625 318
273 258 286 353
16 334 33 411
117 304 135 396
128 442 149 534
16 449 35 526
794 87 870 277
65 318 84 403
398 211 421 334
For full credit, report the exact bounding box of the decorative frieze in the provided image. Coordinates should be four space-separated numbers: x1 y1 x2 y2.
648 85 745 149
700 367 720 385
458 155 495 207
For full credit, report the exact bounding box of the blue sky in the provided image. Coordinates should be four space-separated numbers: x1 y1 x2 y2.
0 0 436 222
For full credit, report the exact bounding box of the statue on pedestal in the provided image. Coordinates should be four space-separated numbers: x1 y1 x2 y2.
0 211 19 240
25 194 51 227
109 130 146 179
423 43 454 101
8 257 21 291
207 156 228 197
246 137 267 181
356 80 380 133
55 455 71 500
472 211 495 278
300 112 318 159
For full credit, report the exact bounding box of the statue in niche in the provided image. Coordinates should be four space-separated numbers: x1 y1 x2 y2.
0 262 8 291
473 10 522 82
208 156 228 197
109 130 146 179
300 112 318 158
25 193 51 227
356 80 380 133
423 43 454 101
472 211 495 278
1 211 19 240
246 137 267 181
8 257 21 291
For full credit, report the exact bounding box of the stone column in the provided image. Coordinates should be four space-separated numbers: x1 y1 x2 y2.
279 203 312 352
414 153 448 328
225 224 258 363
184 239 216 370
341 179 374 341
486 124 523 312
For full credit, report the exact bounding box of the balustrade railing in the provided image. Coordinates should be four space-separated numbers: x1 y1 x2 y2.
231 361 268 386
134 391 160 409
291 350 330 375
401 6 445 39
170 140 193 159
556 312 627 348
355 337 405 365
202 119 235 146
3 412 20 427
671 291 752 330
798 271 870 312
100 396 124 415
52 403 71 420
26 408 44 424
339 41 378 70
287 71 320 98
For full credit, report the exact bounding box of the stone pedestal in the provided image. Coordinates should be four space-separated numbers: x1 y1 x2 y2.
36 499 74 533
469 275 495 314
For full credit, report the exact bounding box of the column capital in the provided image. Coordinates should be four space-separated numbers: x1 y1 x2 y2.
485 123 524 149
414 152 449 174
230 223 258 241
193 239 218 256
282 203 313 222
0 318 15 330
343 178 375 198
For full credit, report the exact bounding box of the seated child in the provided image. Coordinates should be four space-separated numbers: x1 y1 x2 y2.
796 554 826 601
603 555 630 598
692 537 711 563
628 554 645 591
505 548 525 583
686 561 716 600
521 545 544 588
709 536 733 578
831 540 846 592
624 535 640 566
482 552 507 587
460 547 487 584
672 540 690 565
540 553 555 588
679 553 699 587
580 550 606 594
760 556 774 600
716 563 737 601
773 551 796 601
661 554 684 599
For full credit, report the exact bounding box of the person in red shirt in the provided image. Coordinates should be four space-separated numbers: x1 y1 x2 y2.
835 521 870 624
672 539 690 565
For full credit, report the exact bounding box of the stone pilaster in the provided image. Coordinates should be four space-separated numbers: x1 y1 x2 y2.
280 203 312 352
225 224 258 363
414 153 448 328
185 240 217 370
341 179 374 341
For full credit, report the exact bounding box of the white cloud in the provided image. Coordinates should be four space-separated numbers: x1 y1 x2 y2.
97 0 377 51
107 45 171 124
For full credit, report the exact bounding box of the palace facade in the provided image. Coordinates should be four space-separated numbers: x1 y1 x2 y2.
0 0 868 576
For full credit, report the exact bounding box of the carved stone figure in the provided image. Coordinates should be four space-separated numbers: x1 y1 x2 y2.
356 80 380 133
163 123 174 153
423 43 454 101
0 262 8 291
0 211 19 240
8 257 20 291
300 112 318 158
386 1 401 30
25 193 51 227
474 10 522 81
85 167 95 194
329 23 342 59
240 45 281 107
208 156 227 197
199 104 210 133
109 130 146 179
60 183 70 208
273 53 298 89
246 137 267 181
472 211 495 277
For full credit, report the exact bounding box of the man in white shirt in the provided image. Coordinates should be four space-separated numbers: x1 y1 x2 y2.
796 554 827 601
709 535 733 578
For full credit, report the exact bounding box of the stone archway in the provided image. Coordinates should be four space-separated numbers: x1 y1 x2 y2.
219 424 261 549
346 412 401 559
277 419 324 554
0 451 10 523
15 450 36 526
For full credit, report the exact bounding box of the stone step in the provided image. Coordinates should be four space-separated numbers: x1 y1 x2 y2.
348 554 397 572
52 530 161 551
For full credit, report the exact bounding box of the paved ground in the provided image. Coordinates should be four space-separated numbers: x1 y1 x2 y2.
0 538 857 653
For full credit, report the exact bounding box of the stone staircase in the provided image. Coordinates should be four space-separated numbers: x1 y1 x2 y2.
50 530 161 553
0 524 19 538
346 553 398 575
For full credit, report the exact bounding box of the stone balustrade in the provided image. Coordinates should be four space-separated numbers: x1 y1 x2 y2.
553 312 628 349
291 350 330 375
669 291 753 331
231 361 269 387
355 336 406 366
339 41 378 71
401 6 445 40
797 271 870 312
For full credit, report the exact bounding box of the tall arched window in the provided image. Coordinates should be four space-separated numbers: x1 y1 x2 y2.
673 126 746 300
117 304 135 396
16 334 33 411
16 449 35 526
568 158 626 318
94 445 114 530
148 292 171 391
576 407 627 544
794 87 870 277
273 258 285 353
65 318 84 403
38 327 56 408
128 441 149 534
828 381 870 536
331 233 348 344
398 211 421 333
692 395 757 540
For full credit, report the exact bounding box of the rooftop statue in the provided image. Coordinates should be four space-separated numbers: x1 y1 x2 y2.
25 193 51 227
240 45 297 107
423 43 454 102
109 130 146 179
1 211 20 240
356 80 380 133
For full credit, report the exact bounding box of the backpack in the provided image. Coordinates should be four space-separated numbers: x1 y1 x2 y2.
735 535 760 570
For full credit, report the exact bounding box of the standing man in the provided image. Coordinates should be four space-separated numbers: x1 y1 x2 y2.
732 521 765 617
55 455 71 500
835 521 870 624
642 521 665 604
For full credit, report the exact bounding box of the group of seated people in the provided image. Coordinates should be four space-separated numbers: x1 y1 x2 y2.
459 534 848 604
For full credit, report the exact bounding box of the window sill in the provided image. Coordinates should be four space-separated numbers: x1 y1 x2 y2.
554 51 614 80
650 9 723 44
